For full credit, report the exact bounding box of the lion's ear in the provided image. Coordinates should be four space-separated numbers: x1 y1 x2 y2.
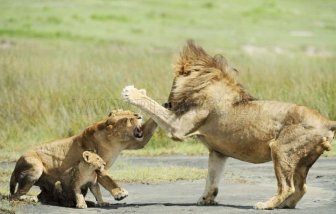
82 151 91 163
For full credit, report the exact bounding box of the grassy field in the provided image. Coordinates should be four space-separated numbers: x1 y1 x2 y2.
0 0 336 161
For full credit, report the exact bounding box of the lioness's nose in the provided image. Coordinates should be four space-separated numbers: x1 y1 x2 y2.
134 114 143 119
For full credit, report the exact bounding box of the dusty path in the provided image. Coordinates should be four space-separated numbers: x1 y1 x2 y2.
9 156 336 213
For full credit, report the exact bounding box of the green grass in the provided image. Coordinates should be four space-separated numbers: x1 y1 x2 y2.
0 0 336 161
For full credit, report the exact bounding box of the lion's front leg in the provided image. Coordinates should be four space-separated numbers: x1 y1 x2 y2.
97 170 128 201
198 150 227 206
122 85 173 132
122 85 209 141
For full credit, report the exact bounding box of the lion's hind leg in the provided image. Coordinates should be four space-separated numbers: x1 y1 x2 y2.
280 144 323 209
255 139 296 210
279 165 308 209
256 125 330 210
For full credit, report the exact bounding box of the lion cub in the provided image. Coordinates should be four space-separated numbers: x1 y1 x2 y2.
54 151 107 208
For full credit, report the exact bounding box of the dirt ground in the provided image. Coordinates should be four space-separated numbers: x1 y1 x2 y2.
5 156 336 214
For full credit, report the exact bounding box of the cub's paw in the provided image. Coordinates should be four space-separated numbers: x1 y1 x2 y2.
197 197 218 206
112 187 128 201
76 201 88 209
121 85 146 105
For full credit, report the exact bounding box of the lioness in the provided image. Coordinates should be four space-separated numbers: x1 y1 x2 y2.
54 151 107 208
122 41 336 209
10 110 157 206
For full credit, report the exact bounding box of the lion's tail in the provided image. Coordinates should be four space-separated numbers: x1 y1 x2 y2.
9 170 17 195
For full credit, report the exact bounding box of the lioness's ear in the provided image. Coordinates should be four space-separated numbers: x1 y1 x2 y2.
105 118 115 131
82 151 91 163
126 119 132 127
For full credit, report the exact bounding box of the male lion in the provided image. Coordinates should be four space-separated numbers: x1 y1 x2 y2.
122 41 336 209
10 110 157 206
54 151 107 208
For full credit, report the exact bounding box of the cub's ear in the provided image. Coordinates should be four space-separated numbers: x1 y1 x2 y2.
82 151 91 163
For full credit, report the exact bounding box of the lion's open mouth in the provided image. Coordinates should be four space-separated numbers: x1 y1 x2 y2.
133 127 144 139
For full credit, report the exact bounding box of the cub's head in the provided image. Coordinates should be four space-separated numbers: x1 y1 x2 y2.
82 151 106 172
84 109 144 148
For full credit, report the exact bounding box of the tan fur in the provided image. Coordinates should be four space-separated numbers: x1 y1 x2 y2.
122 41 335 209
54 151 107 208
9 110 157 206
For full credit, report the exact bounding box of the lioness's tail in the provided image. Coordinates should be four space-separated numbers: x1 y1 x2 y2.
9 171 17 195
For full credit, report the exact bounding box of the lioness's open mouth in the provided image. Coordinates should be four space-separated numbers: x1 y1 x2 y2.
133 127 144 139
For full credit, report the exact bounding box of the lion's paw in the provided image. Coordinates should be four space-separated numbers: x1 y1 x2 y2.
255 201 273 210
122 85 146 105
197 197 218 206
112 187 128 201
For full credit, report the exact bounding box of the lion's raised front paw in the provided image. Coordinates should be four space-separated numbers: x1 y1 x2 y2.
112 187 128 201
197 197 218 206
121 85 146 105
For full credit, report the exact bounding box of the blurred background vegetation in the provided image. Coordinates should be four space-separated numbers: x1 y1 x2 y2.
0 0 335 161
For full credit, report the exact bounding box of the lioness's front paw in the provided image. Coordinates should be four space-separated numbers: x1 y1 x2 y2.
15 195 38 203
121 85 146 105
197 197 218 206
255 201 273 210
111 187 128 201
